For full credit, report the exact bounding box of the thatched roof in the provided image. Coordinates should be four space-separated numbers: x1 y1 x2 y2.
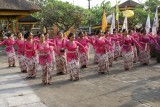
0 0 41 12
18 15 39 22
119 0 139 8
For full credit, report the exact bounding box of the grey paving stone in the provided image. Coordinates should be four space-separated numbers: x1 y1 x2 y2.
7 94 41 107
0 96 8 107
0 46 160 107
16 102 47 107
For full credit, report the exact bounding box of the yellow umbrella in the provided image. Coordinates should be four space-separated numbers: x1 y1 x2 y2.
123 10 134 17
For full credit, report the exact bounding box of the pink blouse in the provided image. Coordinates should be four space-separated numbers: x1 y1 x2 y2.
37 41 55 65
64 41 85 62
91 35 98 49
132 32 140 42
0 39 15 53
155 35 160 50
110 34 121 47
106 36 114 51
24 40 37 58
76 37 91 54
139 34 154 51
54 37 68 55
14 39 25 55
121 35 140 52
93 37 111 54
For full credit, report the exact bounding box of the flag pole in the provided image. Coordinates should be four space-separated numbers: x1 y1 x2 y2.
117 19 119 31
116 0 119 31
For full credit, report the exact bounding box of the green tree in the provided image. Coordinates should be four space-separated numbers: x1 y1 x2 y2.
31 0 113 31
145 0 160 12
90 0 113 25
32 0 88 31
126 0 160 28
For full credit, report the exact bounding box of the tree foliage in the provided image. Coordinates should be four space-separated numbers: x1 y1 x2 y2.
32 0 88 31
30 0 160 31
31 0 113 31
145 0 160 12
90 0 113 25
126 0 160 28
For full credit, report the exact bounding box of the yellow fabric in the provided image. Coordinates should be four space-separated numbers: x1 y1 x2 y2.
64 30 70 36
64 25 74 36
102 10 107 32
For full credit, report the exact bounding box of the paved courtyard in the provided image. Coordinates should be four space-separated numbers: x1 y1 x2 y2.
0 46 160 107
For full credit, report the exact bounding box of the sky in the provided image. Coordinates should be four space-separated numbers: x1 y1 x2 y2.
60 0 146 8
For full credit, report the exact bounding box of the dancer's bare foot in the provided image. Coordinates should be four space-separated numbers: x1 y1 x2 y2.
26 76 31 79
22 70 27 73
12 64 16 67
31 76 36 79
125 68 129 71
47 82 52 85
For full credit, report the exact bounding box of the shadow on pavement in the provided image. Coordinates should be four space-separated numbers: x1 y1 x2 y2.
119 87 160 107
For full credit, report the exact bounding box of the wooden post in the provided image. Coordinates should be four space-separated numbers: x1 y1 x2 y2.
16 20 19 33
11 21 14 34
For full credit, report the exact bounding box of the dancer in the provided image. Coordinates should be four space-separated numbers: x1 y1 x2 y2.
139 29 157 65
37 33 55 85
24 32 38 78
111 29 121 60
0 33 16 67
84 32 90 64
155 30 160 63
44 33 55 71
92 30 111 74
105 31 114 67
76 31 91 68
64 32 86 81
131 29 140 63
121 29 140 70
148 29 157 58
14 32 27 72
54 31 68 75
92 33 99 64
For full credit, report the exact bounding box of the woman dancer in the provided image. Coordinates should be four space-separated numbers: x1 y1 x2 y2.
121 29 140 70
37 33 55 85
76 31 91 68
15 32 27 72
139 29 157 65
64 33 86 81
0 33 16 67
111 29 121 60
54 31 68 75
105 31 114 67
24 32 38 78
155 30 160 63
44 33 55 71
92 30 111 74
131 29 140 63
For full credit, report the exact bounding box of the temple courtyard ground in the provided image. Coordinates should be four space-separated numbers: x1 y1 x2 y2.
0 46 160 107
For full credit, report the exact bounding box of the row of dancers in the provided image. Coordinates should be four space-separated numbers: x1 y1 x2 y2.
0 28 160 85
